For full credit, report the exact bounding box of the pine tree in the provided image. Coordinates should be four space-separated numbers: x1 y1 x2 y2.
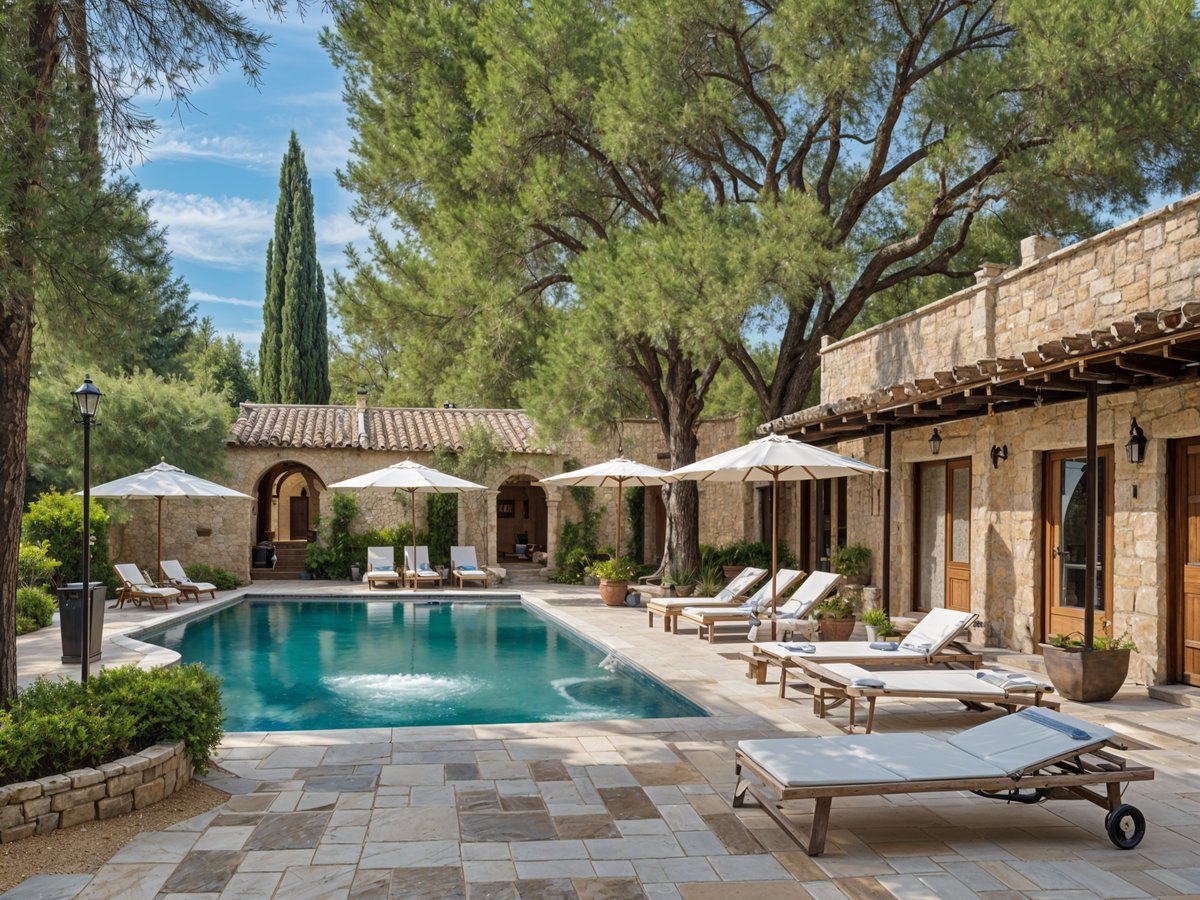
260 132 330 403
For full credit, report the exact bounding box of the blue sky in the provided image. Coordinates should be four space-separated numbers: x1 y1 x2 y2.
134 6 358 352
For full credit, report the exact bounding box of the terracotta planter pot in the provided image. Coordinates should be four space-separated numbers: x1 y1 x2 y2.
1039 644 1131 703
599 579 629 607
722 565 745 581
670 584 696 598
819 617 856 641
842 574 869 587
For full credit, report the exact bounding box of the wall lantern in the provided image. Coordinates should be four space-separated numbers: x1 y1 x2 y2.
928 428 942 456
990 444 1008 468
1126 418 1148 465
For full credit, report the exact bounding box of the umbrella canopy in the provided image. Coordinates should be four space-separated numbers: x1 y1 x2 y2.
83 460 251 580
328 461 486 588
669 434 883 637
541 458 669 568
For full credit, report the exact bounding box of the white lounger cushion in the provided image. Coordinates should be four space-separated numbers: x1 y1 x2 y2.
947 708 1113 775
682 569 806 618
367 547 395 572
759 640 927 660
160 560 215 591
740 734 1008 787
899 608 976 654
822 664 1009 696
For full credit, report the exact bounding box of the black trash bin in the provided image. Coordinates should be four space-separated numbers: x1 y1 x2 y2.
58 582 106 664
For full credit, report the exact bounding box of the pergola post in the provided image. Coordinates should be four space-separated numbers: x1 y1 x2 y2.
882 425 893 616
1084 382 1099 651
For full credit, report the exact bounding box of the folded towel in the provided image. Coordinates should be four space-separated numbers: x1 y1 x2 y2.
869 641 899 651
1018 708 1091 741
977 671 1039 690
418 562 432 572
783 642 816 653
900 640 931 654
459 564 478 571
850 677 887 689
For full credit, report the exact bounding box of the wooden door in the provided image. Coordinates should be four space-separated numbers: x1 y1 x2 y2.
1174 439 1200 684
1043 447 1113 640
289 496 309 541
914 459 971 611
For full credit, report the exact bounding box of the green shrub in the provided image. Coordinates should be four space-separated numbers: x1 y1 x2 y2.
426 494 457 567
21 489 117 594
553 546 593 584
624 486 645 562
184 564 243 592
0 664 223 782
15 586 55 635
306 492 359 578
18 541 61 588
586 558 636 581
700 540 797 572
831 543 871 578
861 607 890 628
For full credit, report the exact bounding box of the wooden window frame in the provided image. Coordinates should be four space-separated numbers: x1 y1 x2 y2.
912 457 972 613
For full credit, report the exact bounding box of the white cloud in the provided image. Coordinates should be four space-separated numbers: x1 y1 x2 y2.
191 290 261 309
148 189 274 269
149 133 274 168
145 123 351 177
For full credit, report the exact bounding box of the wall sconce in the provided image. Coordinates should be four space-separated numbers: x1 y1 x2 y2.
1126 418 1148 465
990 444 1008 468
928 428 942 456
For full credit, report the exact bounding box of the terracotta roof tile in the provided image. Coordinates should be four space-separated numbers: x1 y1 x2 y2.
230 404 547 454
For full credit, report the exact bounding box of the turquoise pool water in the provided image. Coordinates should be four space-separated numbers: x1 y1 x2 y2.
144 599 704 731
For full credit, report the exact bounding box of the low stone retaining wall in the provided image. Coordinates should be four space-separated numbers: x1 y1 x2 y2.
0 742 193 844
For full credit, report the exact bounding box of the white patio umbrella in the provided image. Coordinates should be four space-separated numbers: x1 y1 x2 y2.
82 460 251 581
328 460 486 588
668 433 883 638
540 458 670 568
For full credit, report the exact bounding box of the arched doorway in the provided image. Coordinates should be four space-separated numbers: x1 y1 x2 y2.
253 461 326 544
497 475 547 560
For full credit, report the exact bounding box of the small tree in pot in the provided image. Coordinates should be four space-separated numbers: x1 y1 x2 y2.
662 565 697 598
813 592 859 641
1039 622 1136 703
587 558 637 607
861 607 899 643
831 543 872 586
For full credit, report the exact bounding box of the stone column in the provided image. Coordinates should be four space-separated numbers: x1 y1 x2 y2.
544 489 561 573
484 490 499 565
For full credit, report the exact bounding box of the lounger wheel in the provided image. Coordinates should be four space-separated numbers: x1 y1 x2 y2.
1105 804 1145 849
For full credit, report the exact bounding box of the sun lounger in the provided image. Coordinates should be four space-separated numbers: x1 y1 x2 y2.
159 559 216 601
405 546 443 588
733 707 1154 856
787 661 1057 732
677 569 814 643
754 607 982 674
366 547 403 590
645 567 767 632
451 546 490 588
113 563 182 610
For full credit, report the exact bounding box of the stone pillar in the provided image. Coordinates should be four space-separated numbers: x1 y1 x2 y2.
484 490 499 565
544 490 561 573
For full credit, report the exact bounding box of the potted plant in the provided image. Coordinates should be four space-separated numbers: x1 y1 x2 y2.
831 543 872 586
695 566 725 599
1039 623 1136 703
861 607 899 643
662 565 698 598
813 592 859 641
587 558 637 607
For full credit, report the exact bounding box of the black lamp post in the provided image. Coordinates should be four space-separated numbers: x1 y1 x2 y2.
72 375 102 683
1126 418 1148 465
928 428 942 456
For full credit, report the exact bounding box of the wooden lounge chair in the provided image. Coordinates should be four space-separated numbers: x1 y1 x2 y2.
677 569 814 643
113 563 182 610
787 661 1058 733
753 608 983 678
404 546 443 588
159 559 216 601
645 567 767 632
733 707 1154 856
366 547 403 590
450 546 490 588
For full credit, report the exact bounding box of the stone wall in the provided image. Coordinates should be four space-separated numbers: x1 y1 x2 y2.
817 378 1200 686
819 192 1200 402
0 742 192 845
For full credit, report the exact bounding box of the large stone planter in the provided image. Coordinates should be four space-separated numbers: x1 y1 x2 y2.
819 617 856 641
1039 644 1131 703
0 741 193 845
599 579 629 607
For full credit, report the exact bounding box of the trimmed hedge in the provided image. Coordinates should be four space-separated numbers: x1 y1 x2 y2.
15 586 55 635
0 664 224 783
184 563 243 592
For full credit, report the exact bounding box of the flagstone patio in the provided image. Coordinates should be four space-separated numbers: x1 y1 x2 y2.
6 583 1200 899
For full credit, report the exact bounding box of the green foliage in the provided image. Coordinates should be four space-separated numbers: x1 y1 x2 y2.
15 587 55 635
586 558 637 582
552 460 607 581
184 564 243 592
262 133 330 405
347 525 420 575
553 548 593 585
695 567 725 598
24 368 232 503
306 492 360 579
624 486 644 563
21 490 114 592
188 318 258 407
700 540 797 572
813 594 858 621
1049 628 1137 652
662 565 697 588
861 608 891 628
426 494 458 568
18 541 61 588
0 664 224 782
831 543 871 579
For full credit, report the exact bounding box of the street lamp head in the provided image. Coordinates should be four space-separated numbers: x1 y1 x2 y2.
1126 417 1148 465
928 427 942 456
72 374 102 420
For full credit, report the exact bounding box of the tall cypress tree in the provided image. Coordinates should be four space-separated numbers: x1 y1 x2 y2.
260 132 330 403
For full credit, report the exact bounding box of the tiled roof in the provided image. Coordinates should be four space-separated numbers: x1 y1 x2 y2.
230 404 548 454
761 301 1200 438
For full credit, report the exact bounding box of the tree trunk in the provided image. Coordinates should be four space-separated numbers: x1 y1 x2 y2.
0 306 33 702
658 363 702 578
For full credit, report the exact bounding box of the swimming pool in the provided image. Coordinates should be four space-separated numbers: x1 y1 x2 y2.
143 599 705 732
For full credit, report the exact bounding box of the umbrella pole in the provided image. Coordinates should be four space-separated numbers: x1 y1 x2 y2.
770 474 779 641
615 481 622 569
411 488 418 591
157 496 163 583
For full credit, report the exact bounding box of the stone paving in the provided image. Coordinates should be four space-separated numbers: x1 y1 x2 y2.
6 582 1200 899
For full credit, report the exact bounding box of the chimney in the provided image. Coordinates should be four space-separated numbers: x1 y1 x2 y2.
355 388 368 412
1020 234 1060 267
355 388 369 449
974 262 1006 283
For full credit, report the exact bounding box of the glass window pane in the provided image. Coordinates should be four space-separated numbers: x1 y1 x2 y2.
1058 457 1107 612
950 466 970 563
917 465 946 609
